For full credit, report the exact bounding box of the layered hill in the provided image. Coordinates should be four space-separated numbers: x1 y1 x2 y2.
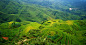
19 0 86 16
0 0 86 45
0 0 83 23
0 19 86 45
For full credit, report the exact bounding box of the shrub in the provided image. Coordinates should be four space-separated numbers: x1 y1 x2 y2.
10 22 21 28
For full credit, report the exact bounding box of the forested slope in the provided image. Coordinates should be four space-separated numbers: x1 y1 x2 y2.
0 0 82 23
19 0 86 19
0 0 86 45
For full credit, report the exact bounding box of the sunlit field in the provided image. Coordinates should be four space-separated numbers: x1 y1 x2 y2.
0 0 86 45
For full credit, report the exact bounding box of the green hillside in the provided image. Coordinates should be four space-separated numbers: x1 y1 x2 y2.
0 0 82 23
19 0 86 17
0 19 86 45
0 0 86 45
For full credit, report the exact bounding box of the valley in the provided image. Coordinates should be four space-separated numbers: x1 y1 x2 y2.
0 0 86 45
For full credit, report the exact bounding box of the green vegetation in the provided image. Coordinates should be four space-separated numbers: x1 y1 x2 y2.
20 0 86 16
0 19 86 45
0 0 84 23
0 0 86 45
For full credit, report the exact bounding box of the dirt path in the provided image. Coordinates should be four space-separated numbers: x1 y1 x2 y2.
17 39 28 45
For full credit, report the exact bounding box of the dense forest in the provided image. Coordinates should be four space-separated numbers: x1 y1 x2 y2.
0 0 86 45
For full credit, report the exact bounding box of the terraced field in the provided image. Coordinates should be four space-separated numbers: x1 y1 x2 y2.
0 19 86 45
40 19 82 45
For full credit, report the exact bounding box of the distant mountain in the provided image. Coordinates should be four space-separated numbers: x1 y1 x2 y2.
0 0 82 23
19 0 86 16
